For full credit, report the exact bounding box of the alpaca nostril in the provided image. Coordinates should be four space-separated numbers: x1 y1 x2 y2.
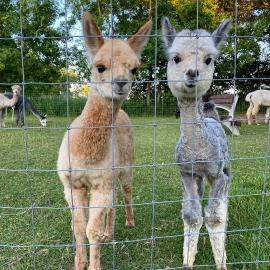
118 81 128 88
113 79 128 89
186 69 199 78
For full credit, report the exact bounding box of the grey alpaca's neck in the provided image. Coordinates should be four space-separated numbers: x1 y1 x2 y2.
178 99 205 146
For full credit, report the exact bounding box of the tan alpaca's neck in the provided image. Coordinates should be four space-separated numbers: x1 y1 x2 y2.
70 94 121 163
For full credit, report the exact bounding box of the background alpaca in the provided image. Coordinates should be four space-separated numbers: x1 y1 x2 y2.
245 85 270 125
0 93 47 127
162 17 231 269
0 85 21 127
57 12 152 270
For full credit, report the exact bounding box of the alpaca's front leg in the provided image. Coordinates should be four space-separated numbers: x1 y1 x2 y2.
64 185 88 270
205 173 230 270
87 187 113 270
181 173 203 268
103 191 118 242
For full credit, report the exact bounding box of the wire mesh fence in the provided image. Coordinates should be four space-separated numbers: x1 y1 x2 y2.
0 0 269 269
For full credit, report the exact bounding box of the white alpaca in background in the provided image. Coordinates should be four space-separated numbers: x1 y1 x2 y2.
245 84 270 125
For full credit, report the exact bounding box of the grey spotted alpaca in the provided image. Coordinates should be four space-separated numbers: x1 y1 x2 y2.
162 18 231 269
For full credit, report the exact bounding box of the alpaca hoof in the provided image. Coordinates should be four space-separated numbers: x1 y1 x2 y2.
88 265 101 270
182 210 202 226
74 257 87 270
205 215 222 227
100 232 112 242
125 220 135 228
74 263 86 270
182 264 192 270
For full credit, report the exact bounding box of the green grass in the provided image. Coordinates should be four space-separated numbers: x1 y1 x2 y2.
0 115 269 269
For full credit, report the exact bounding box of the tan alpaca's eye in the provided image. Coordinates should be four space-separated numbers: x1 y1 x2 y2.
173 56 181 64
205 58 212 65
131 68 138 75
97 65 106 73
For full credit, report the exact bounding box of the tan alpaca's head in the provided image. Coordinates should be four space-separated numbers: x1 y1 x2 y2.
162 18 231 101
11 85 22 96
83 12 152 101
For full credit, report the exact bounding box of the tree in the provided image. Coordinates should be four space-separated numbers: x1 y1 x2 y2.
1 0 269 99
68 0 269 100
0 0 66 94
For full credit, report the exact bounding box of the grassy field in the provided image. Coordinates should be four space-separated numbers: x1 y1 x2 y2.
0 115 269 270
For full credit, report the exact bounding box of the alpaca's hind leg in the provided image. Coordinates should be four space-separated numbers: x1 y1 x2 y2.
246 104 253 125
265 107 270 124
64 184 88 270
119 169 135 227
0 109 5 127
87 186 113 270
16 108 23 126
181 173 203 268
205 172 230 270
251 104 260 125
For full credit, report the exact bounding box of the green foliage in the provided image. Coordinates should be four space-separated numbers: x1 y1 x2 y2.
0 0 66 94
68 0 269 97
24 94 178 117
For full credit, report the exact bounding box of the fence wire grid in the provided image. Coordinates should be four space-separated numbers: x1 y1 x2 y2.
0 0 269 270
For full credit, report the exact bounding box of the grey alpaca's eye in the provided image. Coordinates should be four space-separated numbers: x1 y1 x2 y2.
97 65 106 73
173 56 181 64
205 58 212 65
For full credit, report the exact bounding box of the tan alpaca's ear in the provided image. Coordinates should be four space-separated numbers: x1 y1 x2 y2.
128 19 153 56
82 11 104 59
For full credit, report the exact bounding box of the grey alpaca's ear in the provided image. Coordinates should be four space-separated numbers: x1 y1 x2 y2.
212 19 231 48
82 11 104 59
161 17 176 50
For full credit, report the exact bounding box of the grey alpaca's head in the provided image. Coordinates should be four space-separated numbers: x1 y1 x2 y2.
162 18 231 101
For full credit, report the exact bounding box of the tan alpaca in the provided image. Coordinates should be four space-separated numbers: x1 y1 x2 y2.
57 12 152 270
0 85 21 127
0 85 21 109
245 87 270 125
